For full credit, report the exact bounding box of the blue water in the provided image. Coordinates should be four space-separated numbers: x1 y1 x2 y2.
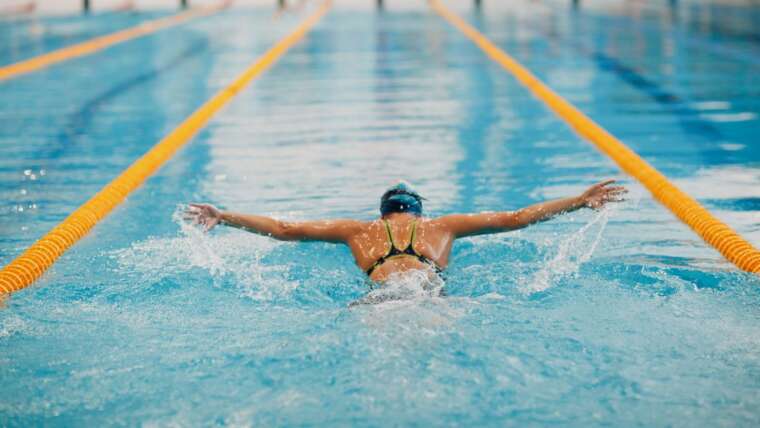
0 10 173 64
1 1 759 426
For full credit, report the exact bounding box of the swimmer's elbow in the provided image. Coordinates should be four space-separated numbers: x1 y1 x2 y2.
273 221 301 241
505 211 531 229
511 210 529 225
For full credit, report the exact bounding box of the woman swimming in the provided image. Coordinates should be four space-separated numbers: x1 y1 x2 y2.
185 180 626 284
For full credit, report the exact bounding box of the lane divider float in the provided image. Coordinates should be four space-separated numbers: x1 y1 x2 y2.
430 0 760 274
0 0 231 82
0 0 333 294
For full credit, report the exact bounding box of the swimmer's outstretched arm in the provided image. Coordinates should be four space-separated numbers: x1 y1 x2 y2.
185 203 362 243
435 180 626 238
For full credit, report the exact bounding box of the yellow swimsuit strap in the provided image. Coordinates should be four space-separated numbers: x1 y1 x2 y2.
367 219 419 275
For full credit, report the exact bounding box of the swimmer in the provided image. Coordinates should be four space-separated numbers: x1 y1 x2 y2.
186 180 626 285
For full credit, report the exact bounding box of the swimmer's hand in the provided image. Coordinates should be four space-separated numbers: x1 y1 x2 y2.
185 203 222 231
581 179 627 209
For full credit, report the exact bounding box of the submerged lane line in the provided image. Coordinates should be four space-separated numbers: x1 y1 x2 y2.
430 0 760 274
0 0 333 294
0 1 229 82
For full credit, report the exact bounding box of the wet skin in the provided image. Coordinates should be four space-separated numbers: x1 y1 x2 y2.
186 180 626 283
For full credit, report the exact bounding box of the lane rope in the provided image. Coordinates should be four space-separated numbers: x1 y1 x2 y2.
0 0 333 294
430 0 760 274
0 1 230 82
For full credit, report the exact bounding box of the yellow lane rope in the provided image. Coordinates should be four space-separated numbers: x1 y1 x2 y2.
0 1 231 82
430 0 760 274
0 0 333 294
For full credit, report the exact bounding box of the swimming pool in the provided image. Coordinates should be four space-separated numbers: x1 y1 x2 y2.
1 0 759 425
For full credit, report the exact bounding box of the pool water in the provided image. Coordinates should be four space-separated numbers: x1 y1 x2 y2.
1 1 759 426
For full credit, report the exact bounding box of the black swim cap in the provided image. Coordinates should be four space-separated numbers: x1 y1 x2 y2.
380 183 424 216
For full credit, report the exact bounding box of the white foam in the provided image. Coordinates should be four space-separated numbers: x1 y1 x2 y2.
352 269 464 334
700 112 757 123
109 207 297 301
524 207 613 294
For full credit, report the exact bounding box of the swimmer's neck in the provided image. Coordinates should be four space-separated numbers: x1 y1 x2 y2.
380 212 421 221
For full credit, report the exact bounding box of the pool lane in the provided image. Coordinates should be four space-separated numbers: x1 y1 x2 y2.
457 1 759 243
0 3 229 82
461 1 760 168
429 0 759 273
0 10 174 66
0 1 332 293
0 6 310 267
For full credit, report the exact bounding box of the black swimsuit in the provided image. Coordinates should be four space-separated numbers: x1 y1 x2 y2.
365 219 442 276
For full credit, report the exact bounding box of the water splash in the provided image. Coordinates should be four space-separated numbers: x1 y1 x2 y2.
109 206 296 301
348 268 466 335
173 208 227 276
524 207 613 294
0 314 26 339
350 268 445 307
